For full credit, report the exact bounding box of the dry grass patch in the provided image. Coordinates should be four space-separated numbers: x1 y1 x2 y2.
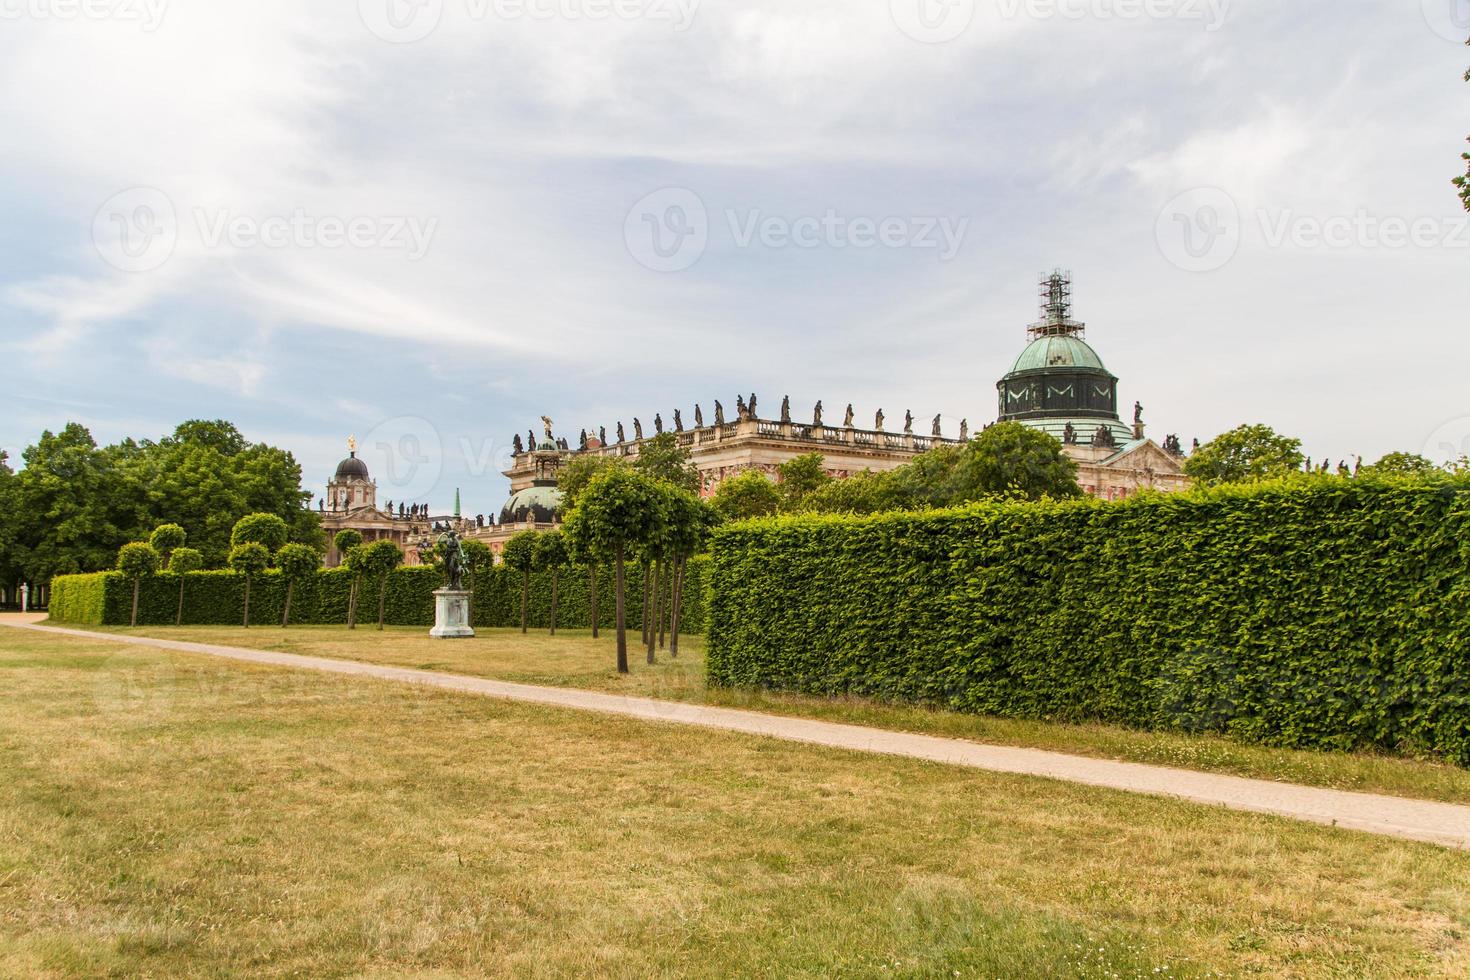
93 622 1470 807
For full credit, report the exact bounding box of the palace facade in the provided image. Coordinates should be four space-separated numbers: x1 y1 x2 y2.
466 272 1190 552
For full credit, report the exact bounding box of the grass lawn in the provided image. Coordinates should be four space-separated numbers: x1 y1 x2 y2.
89 622 1470 808
2 627 1470 977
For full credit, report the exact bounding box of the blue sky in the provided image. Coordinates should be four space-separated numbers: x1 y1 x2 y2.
2 0 1468 516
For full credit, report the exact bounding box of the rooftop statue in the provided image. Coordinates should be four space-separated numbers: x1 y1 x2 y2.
695 404 704 427
513 434 524 454
617 422 626 443
904 410 913 434
1094 425 1116 449
655 413 664 434
673 409 683 432
736 395 747 420
1134 402 1143 425
527 429 536 451
599 426 607 445
714 401 725 426
844 404 854 427
813 400 823 426
633 418 643 440
579 429 588 450
749 393 758 418
960 419 969 441
931 414 942 437
780 396 791 424
541 415 555 442
875 408 885 431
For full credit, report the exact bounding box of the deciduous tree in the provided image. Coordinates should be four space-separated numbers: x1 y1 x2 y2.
1185 425 1306 486
710 469 781 521
168 547 204 625
502 531 538 634
116 542 160 627
361 540 403 631
228 542 271 628
276 543 322 628
533 530 570 635
776 453 832 512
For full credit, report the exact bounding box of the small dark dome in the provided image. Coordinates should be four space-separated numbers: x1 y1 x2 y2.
498 485 564 526
335 453 370 480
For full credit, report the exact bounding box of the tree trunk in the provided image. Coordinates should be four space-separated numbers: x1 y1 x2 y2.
243 577 252 628
282 580 294 628
657 559 667 650
377 576 388 631
641 563 652 648
176 577 186 627
549 570 559 635
590 565 599 638
520 572 529 633
646 561 659 664
348 576 359 630
130 579 140 628
614 550 628 674
671 557 683 658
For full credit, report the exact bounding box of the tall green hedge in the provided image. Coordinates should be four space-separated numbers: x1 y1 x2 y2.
707 477 1470 764
49 559 707 632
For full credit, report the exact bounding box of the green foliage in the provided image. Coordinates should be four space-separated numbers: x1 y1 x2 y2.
148 524 187 562
462 539 494 577
169 548 204 574
231 513 290 553
116 542 160 580
1364 452 1439 477
1459 52 1470 212
711 470 781 522
361 541 403 576
707 476 1470 765
533 530 570 571
1185 424 1306 486
49 558 709 632
502 531 538 573
276 543 322 580
633 433 700 493
573 467 668 561
227 542 271 576
333 529 364 555
556 456 624 511
803 469 909 515
776 453 833 511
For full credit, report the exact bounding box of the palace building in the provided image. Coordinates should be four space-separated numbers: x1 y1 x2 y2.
467 271 1189 552
317 438 437 566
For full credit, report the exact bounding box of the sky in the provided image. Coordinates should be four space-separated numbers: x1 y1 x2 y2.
1 0 1468 515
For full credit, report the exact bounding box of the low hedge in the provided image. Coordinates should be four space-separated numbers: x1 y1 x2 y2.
50 558 707 632
707 477 1470 764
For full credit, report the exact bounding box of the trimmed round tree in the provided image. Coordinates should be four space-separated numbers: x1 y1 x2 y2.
711 469 781 522
231 513 290 553
361 540 403 631
533 530 570 636
342 544 369 629
561 508 600 638
663 489 715 658
335 529 366 629
116 542 160 627
502 530 538 635
168 547 204 625
570 467 667 674
276 543 322 628
149 524 187 566
228 542 271 628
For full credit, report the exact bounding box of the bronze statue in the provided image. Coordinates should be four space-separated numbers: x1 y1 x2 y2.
438 528 467 591
780 396 791 424
813 400 823 426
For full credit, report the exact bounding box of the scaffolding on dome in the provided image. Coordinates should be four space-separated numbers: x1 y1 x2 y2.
1027 269 1086 340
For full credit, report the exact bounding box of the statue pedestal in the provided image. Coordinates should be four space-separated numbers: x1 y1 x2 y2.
430 589 475 639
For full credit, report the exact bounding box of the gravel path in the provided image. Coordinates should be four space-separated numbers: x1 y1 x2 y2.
6 616 1470 850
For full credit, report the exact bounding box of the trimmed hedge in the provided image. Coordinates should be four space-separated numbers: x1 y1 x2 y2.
708 477 1470 764
50 559 707 632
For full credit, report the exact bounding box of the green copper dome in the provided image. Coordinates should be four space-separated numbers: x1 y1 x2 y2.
498 485 564 526
1009 335 1109 374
